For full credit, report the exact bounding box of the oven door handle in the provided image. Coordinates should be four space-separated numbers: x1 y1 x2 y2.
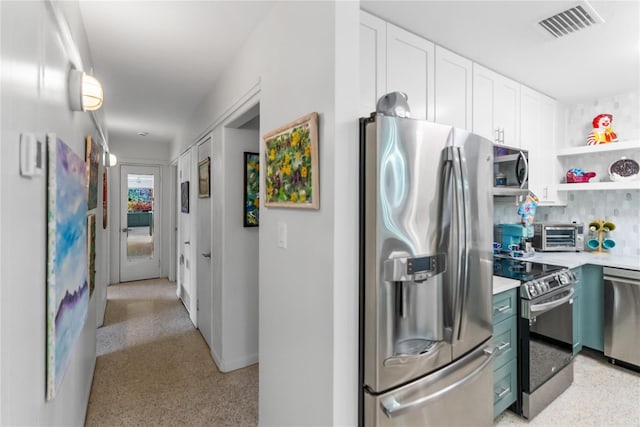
530 288 575 314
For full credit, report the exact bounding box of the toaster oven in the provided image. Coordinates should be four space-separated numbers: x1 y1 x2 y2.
532 223 585 252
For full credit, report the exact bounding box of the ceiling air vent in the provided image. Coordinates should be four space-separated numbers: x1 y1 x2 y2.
538 2 605 38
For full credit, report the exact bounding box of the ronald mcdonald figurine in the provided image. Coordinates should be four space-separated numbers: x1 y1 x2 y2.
587 113 618 145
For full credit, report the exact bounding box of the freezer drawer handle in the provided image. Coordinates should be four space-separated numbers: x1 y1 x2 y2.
381 346 497 418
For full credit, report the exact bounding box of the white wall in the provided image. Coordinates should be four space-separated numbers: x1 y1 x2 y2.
219 127 259 371
0 1 106 424
107 138 172 283
170 2 360 425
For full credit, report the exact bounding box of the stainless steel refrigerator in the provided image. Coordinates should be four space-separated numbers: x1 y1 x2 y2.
359 95 495 426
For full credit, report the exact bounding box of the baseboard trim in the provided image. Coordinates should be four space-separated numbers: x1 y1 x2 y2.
210 346 258 373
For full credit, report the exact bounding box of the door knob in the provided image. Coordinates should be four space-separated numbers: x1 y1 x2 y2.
121 227 130 233
202 253 211 258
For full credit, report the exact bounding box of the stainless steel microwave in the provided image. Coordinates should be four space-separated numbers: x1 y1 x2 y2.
532 223 585 252
493 145 529 197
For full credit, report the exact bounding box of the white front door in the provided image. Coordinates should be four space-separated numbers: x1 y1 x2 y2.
196 136 213 348
120 165 161 282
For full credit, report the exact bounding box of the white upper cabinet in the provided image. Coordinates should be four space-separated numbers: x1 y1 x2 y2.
520 85 562 204
360 11 387 117
473 64 520 147
386 23 435 121
435 46 472 130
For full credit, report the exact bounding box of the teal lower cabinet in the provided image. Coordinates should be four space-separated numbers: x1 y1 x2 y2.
572 264 605 354
492 288 518 418
493 359 518 418
580 265 604 352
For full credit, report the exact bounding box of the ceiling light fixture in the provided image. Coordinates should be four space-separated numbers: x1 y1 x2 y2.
137 131 149 137
69 69 104 111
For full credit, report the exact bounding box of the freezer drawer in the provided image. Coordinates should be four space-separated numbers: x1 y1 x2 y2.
604 267 640 368
364 341 495 427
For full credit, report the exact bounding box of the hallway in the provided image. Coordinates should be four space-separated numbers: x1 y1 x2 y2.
85 279 258 426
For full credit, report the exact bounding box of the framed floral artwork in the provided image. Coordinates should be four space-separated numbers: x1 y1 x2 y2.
243 152 260 227
262 112 319 209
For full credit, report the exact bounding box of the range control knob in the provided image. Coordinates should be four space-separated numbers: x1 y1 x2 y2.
540 281 549 293
558 273 569 285
527 283 537 297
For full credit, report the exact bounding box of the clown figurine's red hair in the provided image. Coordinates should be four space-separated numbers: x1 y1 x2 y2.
587 113 618 145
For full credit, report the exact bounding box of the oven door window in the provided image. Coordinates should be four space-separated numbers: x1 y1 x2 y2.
523 290 574 392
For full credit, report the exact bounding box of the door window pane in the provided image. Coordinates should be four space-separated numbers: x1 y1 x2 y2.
127 174 154 260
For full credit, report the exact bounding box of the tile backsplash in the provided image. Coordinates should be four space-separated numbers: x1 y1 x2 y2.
565 91 640 147
495 191 640 257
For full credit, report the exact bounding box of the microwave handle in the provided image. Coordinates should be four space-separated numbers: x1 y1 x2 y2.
515 151 529 189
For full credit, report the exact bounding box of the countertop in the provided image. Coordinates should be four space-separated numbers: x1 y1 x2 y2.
492 276 520 295
520 251 640 271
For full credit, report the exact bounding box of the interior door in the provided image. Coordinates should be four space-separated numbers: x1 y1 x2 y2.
196 136 213 349
178 150 196 324
120 165 161 282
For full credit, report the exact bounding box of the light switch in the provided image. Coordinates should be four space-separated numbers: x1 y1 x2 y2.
277 221 287 249
20 133 45 177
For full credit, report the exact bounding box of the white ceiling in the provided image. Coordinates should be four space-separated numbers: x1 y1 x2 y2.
362 0 640 101
78 1 275 148
79 1 639 150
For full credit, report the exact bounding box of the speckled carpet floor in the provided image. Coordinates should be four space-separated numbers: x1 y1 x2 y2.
85 278 258 426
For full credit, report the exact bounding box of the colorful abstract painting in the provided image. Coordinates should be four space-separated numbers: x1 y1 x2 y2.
85 135 100 210
243 152 259 227
47 136 89 400
87 214 96 298
128 188 153 212
181 181 189 213
263 112 319 209
102 169 108 229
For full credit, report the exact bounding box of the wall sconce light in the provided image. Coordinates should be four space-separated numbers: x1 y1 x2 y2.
104 151 117 167
69 69 103 111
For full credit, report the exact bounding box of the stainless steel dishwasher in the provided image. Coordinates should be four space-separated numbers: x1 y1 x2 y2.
603 267 640 369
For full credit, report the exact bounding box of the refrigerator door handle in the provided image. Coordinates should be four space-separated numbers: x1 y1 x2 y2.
381 346 497 418
450 147 469 341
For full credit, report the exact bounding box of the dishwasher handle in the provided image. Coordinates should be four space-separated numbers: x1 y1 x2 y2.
603 275 640 286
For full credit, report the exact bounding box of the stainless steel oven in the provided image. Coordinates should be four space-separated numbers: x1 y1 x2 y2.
493 256 577 420
517 269 577 419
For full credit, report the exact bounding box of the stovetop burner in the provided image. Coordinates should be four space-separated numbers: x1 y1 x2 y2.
493 256 565 283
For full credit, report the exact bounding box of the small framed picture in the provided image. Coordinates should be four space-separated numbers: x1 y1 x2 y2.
181 181 189 213
243 152 260 227
198 157 210 198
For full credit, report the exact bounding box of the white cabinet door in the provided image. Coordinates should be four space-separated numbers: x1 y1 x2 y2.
435 46 472 130
520 85 561 204
473 64 520 146
386 23 435 121
360 11 386 117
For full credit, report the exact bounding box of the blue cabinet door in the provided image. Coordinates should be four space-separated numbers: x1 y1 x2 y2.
581 265 604 352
